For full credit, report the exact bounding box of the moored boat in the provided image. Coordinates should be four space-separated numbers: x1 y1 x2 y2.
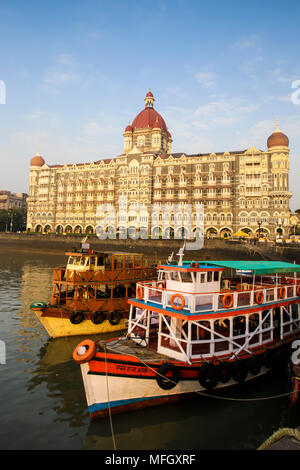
73 247 300 419
30 241 157 338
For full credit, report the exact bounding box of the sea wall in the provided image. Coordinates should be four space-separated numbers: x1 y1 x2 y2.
0 233 299 263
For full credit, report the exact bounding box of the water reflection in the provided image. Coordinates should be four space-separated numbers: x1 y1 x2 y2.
0 246 299 450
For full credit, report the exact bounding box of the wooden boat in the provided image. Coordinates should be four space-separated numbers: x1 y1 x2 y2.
73 246 300 419
30 242 157 338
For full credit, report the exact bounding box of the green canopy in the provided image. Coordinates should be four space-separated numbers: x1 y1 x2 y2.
203 260 300 275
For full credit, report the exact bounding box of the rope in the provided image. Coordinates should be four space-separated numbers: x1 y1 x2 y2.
105 340 299 403
104 344 117 450
258 427 300 450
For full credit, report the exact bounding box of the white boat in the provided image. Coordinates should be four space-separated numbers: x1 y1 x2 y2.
73 247 300 419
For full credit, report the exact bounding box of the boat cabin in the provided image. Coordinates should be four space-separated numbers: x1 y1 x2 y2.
65 250 144 273
128 258 300 364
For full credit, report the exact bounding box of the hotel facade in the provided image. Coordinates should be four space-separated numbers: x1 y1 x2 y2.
26 91 292 240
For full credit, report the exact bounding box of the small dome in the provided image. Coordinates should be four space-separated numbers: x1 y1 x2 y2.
124 123 133 133
146 90 153 98
30 153 45 167
267 119 289 148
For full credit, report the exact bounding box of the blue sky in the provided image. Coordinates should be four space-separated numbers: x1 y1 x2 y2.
0 0 300 209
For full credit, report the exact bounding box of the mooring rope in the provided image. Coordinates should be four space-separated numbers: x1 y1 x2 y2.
102 340 298 403
257 427 300 450
104 343 117 450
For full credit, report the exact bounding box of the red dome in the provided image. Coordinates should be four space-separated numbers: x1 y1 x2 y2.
146 90 153 98
30 154 45 167
132 107 168 133
125 123 133 132
267 131 289 148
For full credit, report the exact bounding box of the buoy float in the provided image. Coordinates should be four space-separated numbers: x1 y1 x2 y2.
73 339 96 364
222 294 233 309
170 294 185 310
30 301 47 311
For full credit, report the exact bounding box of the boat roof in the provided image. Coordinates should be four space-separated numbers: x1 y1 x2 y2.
197 260 300 275
65 250 143 257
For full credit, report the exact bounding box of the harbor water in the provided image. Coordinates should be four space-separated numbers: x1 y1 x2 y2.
0 246 299 450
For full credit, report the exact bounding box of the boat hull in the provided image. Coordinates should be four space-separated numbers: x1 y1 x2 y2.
33 309 127 338
79 349 269 419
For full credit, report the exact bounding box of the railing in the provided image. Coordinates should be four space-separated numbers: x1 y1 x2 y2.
136 278 300 314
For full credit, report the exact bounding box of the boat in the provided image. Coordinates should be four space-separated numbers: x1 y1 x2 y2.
72 246 300 419
30 240 157 338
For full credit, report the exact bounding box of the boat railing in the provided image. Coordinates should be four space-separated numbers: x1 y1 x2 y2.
136 278 300 314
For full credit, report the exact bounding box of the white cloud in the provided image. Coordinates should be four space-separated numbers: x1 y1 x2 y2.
194 72 216 89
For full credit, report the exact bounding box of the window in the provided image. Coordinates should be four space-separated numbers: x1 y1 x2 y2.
207 271 212 282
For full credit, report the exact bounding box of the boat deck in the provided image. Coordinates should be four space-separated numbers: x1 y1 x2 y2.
97 337 170 362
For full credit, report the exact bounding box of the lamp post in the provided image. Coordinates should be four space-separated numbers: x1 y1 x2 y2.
276 218 283 239
257 219 262 239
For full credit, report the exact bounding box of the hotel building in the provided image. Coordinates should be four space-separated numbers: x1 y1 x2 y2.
26 91 292 239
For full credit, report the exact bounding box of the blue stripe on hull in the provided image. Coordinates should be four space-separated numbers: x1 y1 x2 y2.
88 395 165 413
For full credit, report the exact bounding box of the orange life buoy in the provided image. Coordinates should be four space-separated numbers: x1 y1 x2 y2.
136 286 143 300
297 285 300 297
170 294 185 310
222 294 233 309
279 286 286 299
73 339 96 364
256 291 264 304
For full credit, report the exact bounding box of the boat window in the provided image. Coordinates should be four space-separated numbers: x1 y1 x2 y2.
68 257 74 265
181 271 192 282
249 313 259 332
81 258 86 266
200 273 206 283
207 271 212 282
233 316 246 335
214 271 219 282
97 256 104 266
90 257 95 266
171 271 181 281
74 257 81 265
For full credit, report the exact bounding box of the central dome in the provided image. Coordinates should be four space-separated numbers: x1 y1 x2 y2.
132 106 168 133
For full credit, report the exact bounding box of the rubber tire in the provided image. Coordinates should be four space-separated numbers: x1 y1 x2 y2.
70 311 84 325
198 363 218 390
217 362 232 383
263 349 278 369
109 311 121 326
232 360 248 383
248 356 261 376
156 364 180 390
91 311 106 325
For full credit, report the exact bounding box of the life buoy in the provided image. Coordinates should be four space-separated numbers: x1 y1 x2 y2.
91 311 106 325
222 294 233 309
255 291 264 305
198 363 218 390
232 359 248 383
70 311 85 324
30 301 47 311
73 339 96 364
217 362 231 384
279 286 286 299
136 286 143 300
296 285 300 297
109 311 121 325
170 294 185 310
156 363 180 390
